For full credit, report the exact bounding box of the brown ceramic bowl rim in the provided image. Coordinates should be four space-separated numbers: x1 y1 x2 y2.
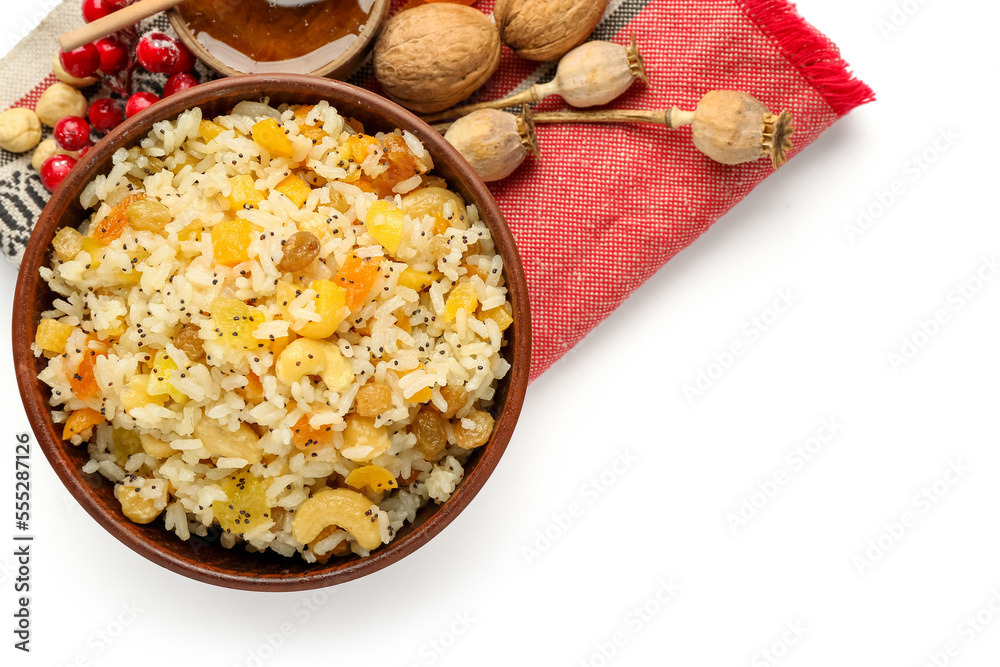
12 74 531 591
166 0 390 79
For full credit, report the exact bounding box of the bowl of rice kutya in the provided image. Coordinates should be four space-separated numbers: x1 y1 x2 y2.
12 75 530 591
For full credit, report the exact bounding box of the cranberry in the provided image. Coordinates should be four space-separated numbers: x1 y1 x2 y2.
40 155 78 192
82 0 128 23
88 98 125 133
136 32 195 75
78 145 92 158
125 91 159 118
163 72 199 97
54 116 92 151
59 43 101 79
94 36 128 75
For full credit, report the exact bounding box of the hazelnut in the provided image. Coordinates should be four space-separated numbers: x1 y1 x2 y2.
0 108 42 153
52 54 97 88
31 138 78 171
35 82 88 127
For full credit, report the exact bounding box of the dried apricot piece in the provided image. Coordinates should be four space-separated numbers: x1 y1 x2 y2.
91 194 144 245
334 253 382 311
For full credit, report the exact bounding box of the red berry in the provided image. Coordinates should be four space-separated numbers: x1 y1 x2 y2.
78 146 92 158
94 36 128 75
88 98 125 133
54 116 92 152
59 43 101 79
82 0 128 23
163 72 199 98
136 32 194 75
174 41 196 74
40 155 78 192
125 91 159 118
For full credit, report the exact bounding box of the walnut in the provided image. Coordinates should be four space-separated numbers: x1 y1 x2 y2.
494 0 610 62
373 4 501 114
35 82 88 128
0 108 42 153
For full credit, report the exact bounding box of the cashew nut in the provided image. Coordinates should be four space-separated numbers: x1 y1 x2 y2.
139 432 177 459
192 417 263 464
52 53 97 88
292 487 382 550
115 483 164 524
0 108 41 153
340 414 391 462
31 138 77 171
275 338 354 392
35 82 88 127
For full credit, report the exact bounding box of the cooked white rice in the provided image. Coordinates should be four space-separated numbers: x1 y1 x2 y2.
33 100 512 562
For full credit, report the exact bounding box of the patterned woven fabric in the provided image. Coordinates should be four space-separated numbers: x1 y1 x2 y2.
0 0 872 381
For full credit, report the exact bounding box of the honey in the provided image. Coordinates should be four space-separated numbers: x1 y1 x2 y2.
177 0 376 74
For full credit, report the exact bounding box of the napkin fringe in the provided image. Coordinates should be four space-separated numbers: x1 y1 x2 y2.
738 0 875 116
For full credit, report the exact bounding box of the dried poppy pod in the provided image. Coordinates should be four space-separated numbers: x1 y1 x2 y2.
441 108 539 182
422 36 647 123
532 91 794 169
668 90 794 169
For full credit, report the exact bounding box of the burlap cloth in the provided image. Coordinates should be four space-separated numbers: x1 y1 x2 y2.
0 0 873 381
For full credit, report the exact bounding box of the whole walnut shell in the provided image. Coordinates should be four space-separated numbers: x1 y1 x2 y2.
0 108 42 153
374 4 501 114
494 0 610 62
35 82 88 127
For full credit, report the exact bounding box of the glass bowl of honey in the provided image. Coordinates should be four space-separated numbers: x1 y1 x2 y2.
167 0 389 78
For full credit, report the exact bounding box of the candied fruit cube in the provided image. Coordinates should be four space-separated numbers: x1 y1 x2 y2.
275 174 312 209
112 427 143 467
120 374 166 413
481 303 513 332
35 319 74 354
200 119 226 141
397 267 441 292
147 349 186 403
212 216 256 267
365 200 405 253
443 282 478 322
346 133 380 164
212 472 269 535
345 465 398 493
226 174 266 210
80 236 103 268
210 297 266 350
252 118 294 159
278 280 347 339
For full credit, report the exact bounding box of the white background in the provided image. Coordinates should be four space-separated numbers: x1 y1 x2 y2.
3 1 998 666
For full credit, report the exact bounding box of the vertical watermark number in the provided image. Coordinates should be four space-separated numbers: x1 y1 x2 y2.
13 432 32 652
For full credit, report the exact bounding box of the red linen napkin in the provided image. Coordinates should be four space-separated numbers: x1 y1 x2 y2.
0 0 872 382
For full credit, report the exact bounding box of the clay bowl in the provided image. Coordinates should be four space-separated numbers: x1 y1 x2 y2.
167 0 390 79
12 74 531 591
